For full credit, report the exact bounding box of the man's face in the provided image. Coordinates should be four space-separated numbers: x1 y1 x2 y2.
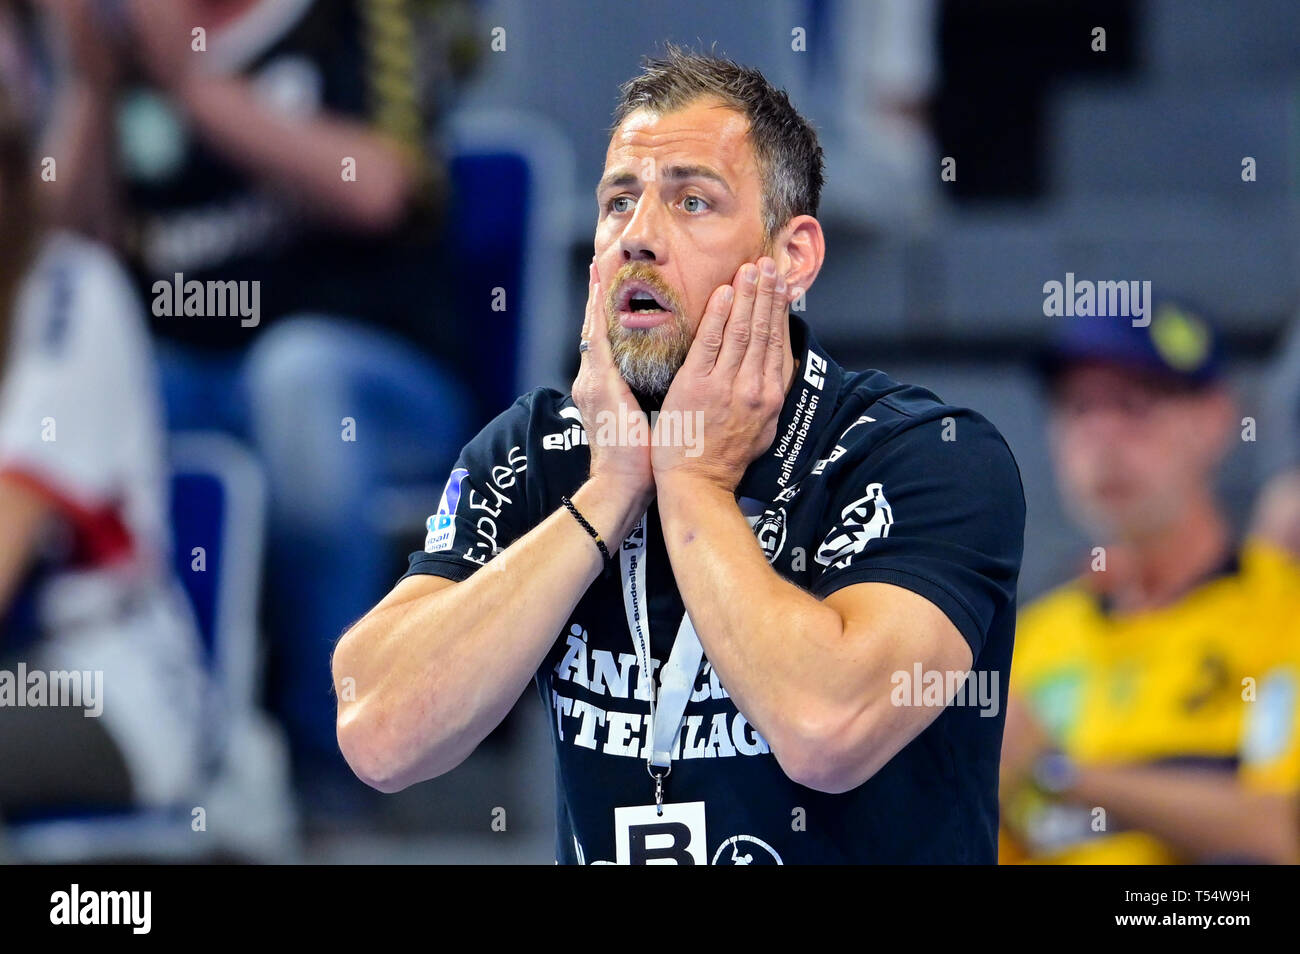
1048 363 1227 542
594 96 770 396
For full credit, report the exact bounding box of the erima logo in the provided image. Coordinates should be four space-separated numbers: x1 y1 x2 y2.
544 406 589 451
815 482 893 568
803 351 827 389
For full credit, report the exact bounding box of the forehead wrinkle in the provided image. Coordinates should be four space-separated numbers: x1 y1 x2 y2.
611 102 754 159
600 102 766 231
603 144 755 198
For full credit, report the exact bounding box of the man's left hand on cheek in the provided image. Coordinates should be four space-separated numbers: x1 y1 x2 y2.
652 256 802 493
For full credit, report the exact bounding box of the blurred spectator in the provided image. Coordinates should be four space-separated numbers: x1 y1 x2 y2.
0 72 209 842
999 302 1300 864
37 0 483 808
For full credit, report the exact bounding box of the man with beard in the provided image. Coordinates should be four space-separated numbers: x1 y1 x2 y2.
333 45 1025 864
1000 302 1300 864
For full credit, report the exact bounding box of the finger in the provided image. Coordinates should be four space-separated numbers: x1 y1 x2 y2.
580 260 597 341
573 266 603 416
578 264 608 387
586 266 613 361
716 262 759 374
682 283 735 374
764 276 791 382
739 257 778 381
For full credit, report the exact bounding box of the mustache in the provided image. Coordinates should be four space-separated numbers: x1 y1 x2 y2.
604 263 685 316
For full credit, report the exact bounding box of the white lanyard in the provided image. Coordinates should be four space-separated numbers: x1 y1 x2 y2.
619 512 704 807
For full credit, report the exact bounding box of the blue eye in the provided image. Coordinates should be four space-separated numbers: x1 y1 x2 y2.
682 195 708 213
608 196 634 213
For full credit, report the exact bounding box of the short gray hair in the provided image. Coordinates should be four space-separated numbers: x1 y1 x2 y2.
611 43 825 245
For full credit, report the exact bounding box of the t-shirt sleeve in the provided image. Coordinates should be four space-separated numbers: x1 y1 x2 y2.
400 392 536 583
808 409 1026 661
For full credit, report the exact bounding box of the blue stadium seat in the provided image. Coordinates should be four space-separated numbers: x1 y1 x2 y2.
442 106 576 398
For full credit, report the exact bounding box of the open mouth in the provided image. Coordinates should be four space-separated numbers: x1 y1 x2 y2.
617 281 675 326
628 292 668 312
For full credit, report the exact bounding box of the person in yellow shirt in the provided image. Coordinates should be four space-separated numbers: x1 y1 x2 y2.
1000 301 1300 864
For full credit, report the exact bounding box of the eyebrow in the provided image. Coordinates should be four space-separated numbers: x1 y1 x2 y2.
596 163 734 197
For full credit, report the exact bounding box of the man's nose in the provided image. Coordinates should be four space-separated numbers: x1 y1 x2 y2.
618 194 666 263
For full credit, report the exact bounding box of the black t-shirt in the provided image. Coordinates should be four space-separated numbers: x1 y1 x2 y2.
402 315 1026 864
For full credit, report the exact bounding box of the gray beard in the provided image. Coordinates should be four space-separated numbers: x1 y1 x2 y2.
615 350 679 398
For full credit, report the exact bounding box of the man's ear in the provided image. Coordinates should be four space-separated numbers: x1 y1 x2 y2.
774 215 825 298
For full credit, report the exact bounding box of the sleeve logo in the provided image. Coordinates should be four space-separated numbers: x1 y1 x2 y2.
753 507 788 563
543 406 589 451
424 467 470 552
803 350 828 390
815 482 893 569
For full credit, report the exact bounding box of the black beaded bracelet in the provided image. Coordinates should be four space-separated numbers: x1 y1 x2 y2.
561 495 611 561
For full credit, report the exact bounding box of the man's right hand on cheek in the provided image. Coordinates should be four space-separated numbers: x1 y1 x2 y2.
571 259 656 540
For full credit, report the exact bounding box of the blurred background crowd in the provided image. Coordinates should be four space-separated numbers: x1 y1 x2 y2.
0 0 1298 863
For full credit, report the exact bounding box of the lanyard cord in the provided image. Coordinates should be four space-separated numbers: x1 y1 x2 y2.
619 511 706 811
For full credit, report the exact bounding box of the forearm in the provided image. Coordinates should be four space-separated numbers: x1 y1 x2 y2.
334 476 644 791
174 74 418 231
39 79 122 243
655 475 850 754
1065 765 1300 863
